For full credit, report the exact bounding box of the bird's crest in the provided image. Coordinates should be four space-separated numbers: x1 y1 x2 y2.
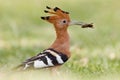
41 6 70 23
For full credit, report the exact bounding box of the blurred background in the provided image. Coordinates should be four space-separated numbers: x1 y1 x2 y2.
0 0 120 80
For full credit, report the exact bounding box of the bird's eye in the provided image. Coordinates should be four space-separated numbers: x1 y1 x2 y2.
62 19 67 24
63 20 66 23
59 19 67 25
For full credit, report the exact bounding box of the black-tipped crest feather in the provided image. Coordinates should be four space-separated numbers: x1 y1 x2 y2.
46 6 51 9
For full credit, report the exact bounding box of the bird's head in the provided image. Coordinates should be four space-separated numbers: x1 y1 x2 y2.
41 6 93 29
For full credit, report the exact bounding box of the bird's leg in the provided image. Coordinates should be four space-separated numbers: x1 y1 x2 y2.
50 66 61 76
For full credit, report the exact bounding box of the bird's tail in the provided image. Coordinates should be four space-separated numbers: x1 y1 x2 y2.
12 64 24 71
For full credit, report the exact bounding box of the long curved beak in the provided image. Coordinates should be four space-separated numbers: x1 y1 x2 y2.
69 20 93 28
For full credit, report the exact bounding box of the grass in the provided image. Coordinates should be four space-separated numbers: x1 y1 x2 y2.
0 0 120 80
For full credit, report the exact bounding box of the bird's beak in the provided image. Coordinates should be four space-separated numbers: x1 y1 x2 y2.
69 20 93 28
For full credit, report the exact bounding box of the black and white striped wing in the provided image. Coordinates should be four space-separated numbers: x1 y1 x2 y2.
22 48 68 70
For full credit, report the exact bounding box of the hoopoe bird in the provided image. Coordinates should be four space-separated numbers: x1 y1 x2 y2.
16 6 93 70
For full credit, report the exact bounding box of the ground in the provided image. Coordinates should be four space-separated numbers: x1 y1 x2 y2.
0 0 120 80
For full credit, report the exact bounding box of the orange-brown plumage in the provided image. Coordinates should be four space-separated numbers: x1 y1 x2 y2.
41 6 71 58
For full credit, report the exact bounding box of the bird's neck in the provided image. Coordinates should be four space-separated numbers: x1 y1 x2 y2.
50 26 70 57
